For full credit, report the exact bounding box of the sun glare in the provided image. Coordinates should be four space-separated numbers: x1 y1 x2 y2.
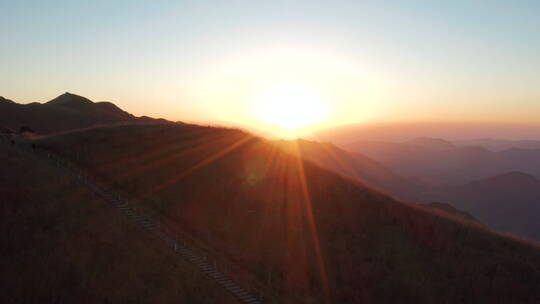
251 84 328 136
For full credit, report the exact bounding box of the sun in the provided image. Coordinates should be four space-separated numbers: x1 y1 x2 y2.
251 84 328 136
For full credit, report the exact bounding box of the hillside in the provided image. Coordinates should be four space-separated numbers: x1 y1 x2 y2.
342 139 540 240
30 123 540 303
0 140 236 303
0 93 168 135
421 202 483 226
435 172 540 241
275 139 426 202
275 140 486 232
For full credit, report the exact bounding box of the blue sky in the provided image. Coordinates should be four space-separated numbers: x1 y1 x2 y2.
1 1 539 130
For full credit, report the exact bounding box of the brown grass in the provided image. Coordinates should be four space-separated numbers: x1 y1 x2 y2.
0 140 237 304
25 123 540 303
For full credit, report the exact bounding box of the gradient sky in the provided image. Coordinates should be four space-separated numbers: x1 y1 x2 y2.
2 1 539 135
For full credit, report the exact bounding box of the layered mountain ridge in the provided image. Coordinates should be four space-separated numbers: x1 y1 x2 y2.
0 92 169 135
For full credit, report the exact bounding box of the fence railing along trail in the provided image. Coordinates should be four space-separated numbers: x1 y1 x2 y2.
9 140 266 304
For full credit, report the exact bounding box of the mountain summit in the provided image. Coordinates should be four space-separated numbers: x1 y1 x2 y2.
0 96 15 104
46 92 94 107
0 93 168 134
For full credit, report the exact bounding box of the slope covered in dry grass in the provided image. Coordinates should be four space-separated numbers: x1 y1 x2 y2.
0 140 236 304
32 124 540 303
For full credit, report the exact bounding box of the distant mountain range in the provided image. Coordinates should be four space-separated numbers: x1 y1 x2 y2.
270 136 540 241
277 139 487 226
316 122 540 144
274 139 426 202
303 137 540 241
345 138 540 186
454 138 540 151
2 92 539 241
433 172 540 241
3 93 540 302
0 92 170 134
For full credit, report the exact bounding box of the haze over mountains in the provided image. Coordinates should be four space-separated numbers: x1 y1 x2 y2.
273 137 540 241
341 134 540 240
454 139 540 152
317 122 540 144
3 93 539 242
275 139 425 202
345 137 540 186
340 136 540 241
2 93 540 303
435 172 540 241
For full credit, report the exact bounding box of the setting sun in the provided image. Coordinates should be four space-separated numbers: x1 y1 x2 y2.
4 1 540 303
251 84 328 136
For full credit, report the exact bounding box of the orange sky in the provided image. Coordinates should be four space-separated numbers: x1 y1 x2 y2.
2 2 539 138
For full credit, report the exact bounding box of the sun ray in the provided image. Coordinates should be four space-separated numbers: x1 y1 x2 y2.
93 127 211 173
317 141 361 179
119 132 226 178
291 141 331 302
150 134 254 193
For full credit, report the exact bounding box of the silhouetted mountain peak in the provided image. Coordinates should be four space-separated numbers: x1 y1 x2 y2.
0 93 143 134
0 96 15 104
407 137 455 149
46 92 94 108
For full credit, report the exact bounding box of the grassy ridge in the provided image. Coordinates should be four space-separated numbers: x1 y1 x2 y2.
0 140 237 303
32 123 540 303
